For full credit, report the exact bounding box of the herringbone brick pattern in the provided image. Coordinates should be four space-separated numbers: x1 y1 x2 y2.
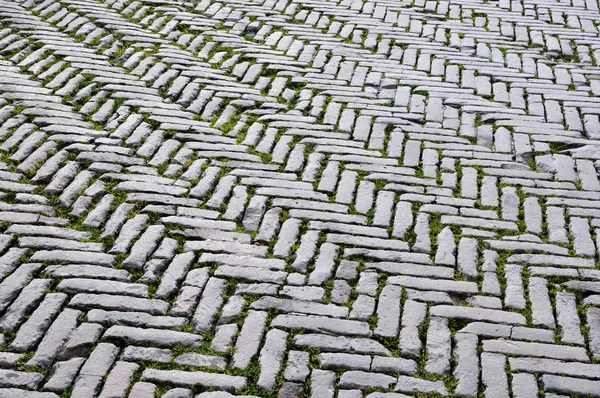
1 0 600 396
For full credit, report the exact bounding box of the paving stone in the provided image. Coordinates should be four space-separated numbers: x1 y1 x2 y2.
319 353 371 371
257 329 288 391
122 225 164 269
453 333 478 397
26 308 81 368
399 300 427 358
295 334 391 356
511 327 555 343
174 353 227 370
395 376 447 396
339 370 396 389
310 370 335 398
511 373 538 398
430 306 526 325
587 307 600 360
251 296 348 318
0 369 44 389
162 389 193 398
59 322 103 359
232 310 268 369
98 361 139 398
122 346 173 364
555 292 585 345
481 353 509 398
272 314 371 336
542 375 600 396
425 317 451 376
374 284 401 338
42 358 85 392
284 350 310 382
483 339 589 362
7 292 65 352
70 294 169 315
141 369 246 391
371 356 417 374
129 382 157 398
193 277 227 332
103 326 202 348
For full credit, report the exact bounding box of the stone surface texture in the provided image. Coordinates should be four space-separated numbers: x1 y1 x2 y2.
0 0 600 396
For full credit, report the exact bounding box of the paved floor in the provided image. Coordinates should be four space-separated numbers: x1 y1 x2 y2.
1 0 600 396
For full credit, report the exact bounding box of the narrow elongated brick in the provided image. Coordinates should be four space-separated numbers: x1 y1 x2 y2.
430 306 526 325
30 250 114 266
435 227 455 266
257 329 288 391
100 203 136 238
78 343 119 378
98 361 140 398
284 350 310 382
542 375 600 396
556 292 585 345
192 277 227 332
0 279 52 332
273 218 301 258
524 197 542 233
454 333 478 397
154 252 195 298
122 225 165 269
295 334 391 356
9 293 66 353
483 339 589 362
251 296 348 317
389 276 477 294
529 277 555 328
509 357 600 378
26 308 81 368
320 353 371 371
232 310 268 369
310 370 335 398
481 353 509 398
570 217 596 257
399 300 427 358
374 284 401 338
109 214 148 254
308 243 339 286
141 369 246 391
43 357 85 392
103 326 202 348
587 307 600 360
340 370 396 389
504 264 526 310
392 201 413 238
511 373 538 398
272 314 371 336
373 190 395 227
0 369 44 389
457 237 478 279
57 278 147 297
547 207 569 243
60 323 103 359
425 317 451 376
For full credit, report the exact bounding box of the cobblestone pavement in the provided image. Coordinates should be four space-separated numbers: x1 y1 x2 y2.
3 0 600 397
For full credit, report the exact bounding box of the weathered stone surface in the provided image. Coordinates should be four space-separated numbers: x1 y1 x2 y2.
483 340 589 362
141 369 246 391
0 3 597 395
103 326 202 348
